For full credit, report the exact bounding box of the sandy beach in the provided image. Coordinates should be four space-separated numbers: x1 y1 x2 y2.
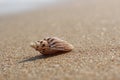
0 0 120 80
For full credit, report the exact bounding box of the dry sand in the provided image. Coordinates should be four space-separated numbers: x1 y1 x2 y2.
0 0 120 80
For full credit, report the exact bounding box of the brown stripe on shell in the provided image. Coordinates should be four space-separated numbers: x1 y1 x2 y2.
47 38 55 43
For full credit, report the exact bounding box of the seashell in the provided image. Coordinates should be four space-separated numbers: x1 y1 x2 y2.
30 37 74 55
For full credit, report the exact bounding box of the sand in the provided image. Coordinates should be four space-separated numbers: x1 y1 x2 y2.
0 0 120 80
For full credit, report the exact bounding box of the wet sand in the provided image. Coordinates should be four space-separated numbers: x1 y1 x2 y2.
0 0 120 80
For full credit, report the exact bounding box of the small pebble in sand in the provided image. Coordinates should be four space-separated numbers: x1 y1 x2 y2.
30 37 74 55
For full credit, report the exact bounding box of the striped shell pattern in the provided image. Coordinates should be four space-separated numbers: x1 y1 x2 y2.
30 37 74 55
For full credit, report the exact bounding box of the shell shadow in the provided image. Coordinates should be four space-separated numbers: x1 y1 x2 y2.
18 51 68 63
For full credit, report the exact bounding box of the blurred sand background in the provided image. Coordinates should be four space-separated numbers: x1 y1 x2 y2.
0 0 120 80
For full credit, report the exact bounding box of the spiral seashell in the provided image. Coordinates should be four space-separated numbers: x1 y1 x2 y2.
30 37 74 55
